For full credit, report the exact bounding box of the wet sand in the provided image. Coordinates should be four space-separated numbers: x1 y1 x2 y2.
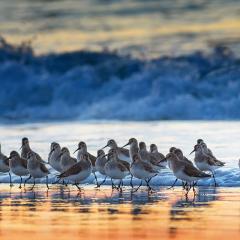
0 184 239 240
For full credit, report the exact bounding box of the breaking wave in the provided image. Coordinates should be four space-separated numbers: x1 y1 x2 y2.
1 36 240 121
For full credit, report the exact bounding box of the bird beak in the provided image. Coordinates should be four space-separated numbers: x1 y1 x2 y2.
19 145 23 150
73 147 80 154
59 153 63 157
121 142 130 148
189 149 195 155
101 144 109 150
161 157 167 162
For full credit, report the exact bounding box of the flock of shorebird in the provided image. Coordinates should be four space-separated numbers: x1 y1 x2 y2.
0 137 231 193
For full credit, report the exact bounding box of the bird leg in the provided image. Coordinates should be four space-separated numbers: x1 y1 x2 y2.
74 182 82 191
132 181 142 192
52 178 61 184
145 179 154 192
168 178 178 189
30 179 36 191
24 175 32 187
130 174 134 188
19 176 22 189
9 172 13 187
111 179 118 189
93 172 99 187
186 185 192 195
211 171 217 187
46 176 49 189
117 180 123 192
98 176 107 187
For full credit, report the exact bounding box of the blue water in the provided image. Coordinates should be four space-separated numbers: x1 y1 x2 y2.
0 38 240 121
0 0 240 121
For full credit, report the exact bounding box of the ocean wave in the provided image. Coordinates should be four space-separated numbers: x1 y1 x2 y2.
1 36 240 121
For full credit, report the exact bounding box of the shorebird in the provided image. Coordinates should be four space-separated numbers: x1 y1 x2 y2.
165 152 211 194
197 139 216 158
104 148 129 191
59 147 77 172
171 148 194 189
150 144 167 167
174 148 193 165
74 141 98 185
20 137 46 162
190 144 225 186
102 139 131 163
0 144 12 186
8 151 29 188
139 141 165 171
95 149 108 187
48 142 62 172
21 137 49 185
130 154 158 192
58 153 92 191
27 152 50 190
122 138 139 160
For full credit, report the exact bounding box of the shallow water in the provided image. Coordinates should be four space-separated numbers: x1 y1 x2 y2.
0 121 239 186
0 185 239 240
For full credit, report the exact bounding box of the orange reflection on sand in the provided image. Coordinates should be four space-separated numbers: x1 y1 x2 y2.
0 185 239 240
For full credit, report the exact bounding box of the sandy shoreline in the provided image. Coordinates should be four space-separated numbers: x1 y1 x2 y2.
0 184 239 240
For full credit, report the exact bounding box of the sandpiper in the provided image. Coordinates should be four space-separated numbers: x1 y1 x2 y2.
58 153 92 191
27 152 50 190
104 148 129 191
130 154 158 191
139 142 165 170
171 148 194 189
165 152 211 193
20 137 45 162
174 148 193 166
197 139 215 158
102 139 131 163
59 147 77 172
190 144 225 186
74 141 98 185
9 151 29 188
95 149 108 187
0 143 12 186
150 144 167 167
48 142 62 172
122 138 139 160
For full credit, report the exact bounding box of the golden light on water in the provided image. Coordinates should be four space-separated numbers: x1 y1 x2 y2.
0 185 239 240
2 15 240 56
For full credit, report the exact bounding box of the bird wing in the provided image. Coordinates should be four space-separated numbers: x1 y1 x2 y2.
59 162 82 178
119 160 130 171
183 164 210 178
206 156 224 166
40 163 50 174
20 158 28 169
88 153 96 165
183 157 194 166
118 147 130 157
141 161 158 173
213 159 225 166
3 156 9 166
117 162 128 172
